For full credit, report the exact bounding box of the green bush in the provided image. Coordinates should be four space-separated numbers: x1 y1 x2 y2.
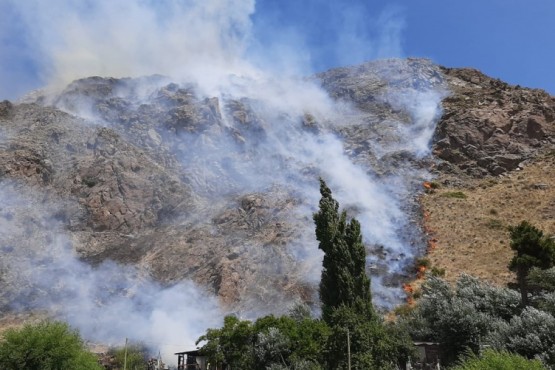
109 342 149 370
430 266 446 277
0 321 101 370
451 349 545 370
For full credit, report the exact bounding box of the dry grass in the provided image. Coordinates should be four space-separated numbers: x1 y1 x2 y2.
421 154 555 286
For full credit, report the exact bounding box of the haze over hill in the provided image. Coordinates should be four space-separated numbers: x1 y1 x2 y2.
2 57 554 362
1 0 554 364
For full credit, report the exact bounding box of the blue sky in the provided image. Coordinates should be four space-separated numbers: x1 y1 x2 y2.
1 0 554 100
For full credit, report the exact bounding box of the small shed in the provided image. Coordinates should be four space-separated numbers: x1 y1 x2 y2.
412 342 441 369
175 349 208 370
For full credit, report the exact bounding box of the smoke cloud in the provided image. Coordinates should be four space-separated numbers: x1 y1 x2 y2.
0 181 221 362
0 0 446 362
4 0 257 96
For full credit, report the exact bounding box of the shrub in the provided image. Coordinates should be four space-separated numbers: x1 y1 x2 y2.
0 321 101 370
109 342 149 370
430 266 446 277
451 349 546 370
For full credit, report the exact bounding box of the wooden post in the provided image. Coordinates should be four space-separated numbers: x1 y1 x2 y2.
123 337 128 370
347 328 351 370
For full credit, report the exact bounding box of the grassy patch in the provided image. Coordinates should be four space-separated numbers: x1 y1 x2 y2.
415 257 431 269
441 191 467 199
485 218 506 230
431 266 446 277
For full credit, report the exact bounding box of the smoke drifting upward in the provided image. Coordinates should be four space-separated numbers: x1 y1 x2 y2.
0 0 446 361
0 182 221 362
6 0 257 95
3 0 407 98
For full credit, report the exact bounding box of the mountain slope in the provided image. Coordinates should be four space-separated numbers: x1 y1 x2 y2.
0 59 553 326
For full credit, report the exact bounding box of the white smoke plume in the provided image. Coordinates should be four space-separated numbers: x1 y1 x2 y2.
5 0 256 96
0 181 221 362
0 0 446 361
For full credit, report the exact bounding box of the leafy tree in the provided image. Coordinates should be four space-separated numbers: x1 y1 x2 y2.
404 275 521 366
527 267 555 316
313 178 373 322
0 321 102 370
451 349 546 370
196 315 254 369
326 302 413 370
109 342 148 370
197 313 329 370
253 314 329 368
488 307 555 368
508 221 555 306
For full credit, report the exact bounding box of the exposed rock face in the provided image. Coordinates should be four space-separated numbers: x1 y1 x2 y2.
0 58 553 316
433 67 555 178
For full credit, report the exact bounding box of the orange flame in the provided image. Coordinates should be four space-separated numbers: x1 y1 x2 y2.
417 265 427 279
403 283 415 305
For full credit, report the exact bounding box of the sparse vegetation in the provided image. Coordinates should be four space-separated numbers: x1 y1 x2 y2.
82 176 98 188
429 181 440 189
441 191 467 199
415 257 431 269
430 266 446 277
485 218 505 230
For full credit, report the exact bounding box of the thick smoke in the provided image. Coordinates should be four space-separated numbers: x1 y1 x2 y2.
0 182 221 362
5 0 256 96
1 0 445 362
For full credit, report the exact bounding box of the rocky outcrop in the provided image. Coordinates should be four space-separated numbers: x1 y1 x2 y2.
433 67 555 177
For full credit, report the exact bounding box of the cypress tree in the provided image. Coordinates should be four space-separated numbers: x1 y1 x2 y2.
313 178 374 322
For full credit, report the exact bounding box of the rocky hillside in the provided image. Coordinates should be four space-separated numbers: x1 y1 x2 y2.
0 58 553 325
421 66 555 286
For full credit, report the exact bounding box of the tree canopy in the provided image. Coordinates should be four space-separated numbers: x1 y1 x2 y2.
313 178 374 322
508 221 555 306
0 321 101 370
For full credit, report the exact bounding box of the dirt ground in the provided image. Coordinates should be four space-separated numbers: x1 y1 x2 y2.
420 152 555 286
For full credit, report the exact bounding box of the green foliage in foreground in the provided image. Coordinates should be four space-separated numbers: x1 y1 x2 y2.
109 342 149 370
196 310 330 370
451 349 546 370
0 321 102 370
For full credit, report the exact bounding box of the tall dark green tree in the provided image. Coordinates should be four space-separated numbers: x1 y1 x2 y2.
508 221 555 306
313 178 374 323
314 179 412 369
